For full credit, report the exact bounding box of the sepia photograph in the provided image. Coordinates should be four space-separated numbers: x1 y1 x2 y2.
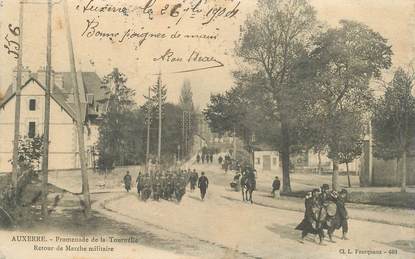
0 0 414 258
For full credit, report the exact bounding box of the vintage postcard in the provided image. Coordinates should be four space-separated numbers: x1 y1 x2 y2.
0 0 414 258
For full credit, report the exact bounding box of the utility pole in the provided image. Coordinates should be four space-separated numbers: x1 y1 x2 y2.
11 0 25 192
182 111 186 157
368 120 373 186
63 0 91 216
233 127 237 160
401 80 409 192
157 75 162 166
41 0 52 218
145 85 151 173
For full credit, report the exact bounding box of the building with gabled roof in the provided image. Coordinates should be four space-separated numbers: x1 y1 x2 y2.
0 67 109 172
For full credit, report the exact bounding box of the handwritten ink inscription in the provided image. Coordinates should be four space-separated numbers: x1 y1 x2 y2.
78 0 240 26
3 24 20 59
75 0 240 73
154 49 217 63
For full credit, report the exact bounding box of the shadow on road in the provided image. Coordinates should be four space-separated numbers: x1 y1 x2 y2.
266 223 301 242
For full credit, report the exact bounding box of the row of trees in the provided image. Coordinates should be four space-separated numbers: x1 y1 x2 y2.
97 70 197 171
204 0 413 192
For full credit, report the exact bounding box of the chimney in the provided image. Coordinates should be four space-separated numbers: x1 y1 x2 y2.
36 66 47 87
36 67 56 90
12 66 31 92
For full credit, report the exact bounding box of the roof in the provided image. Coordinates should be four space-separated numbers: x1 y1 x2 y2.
61 72 108 102
0 71 105 122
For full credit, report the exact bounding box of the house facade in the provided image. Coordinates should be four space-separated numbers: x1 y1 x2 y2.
254 151 281 174
0 68 108 173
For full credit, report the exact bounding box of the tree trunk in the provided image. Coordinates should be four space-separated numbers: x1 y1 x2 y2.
281 119 292 193
401 150 407 192
317 150 322 175
395 158 399 186
332 160 339 191
346 162 351 188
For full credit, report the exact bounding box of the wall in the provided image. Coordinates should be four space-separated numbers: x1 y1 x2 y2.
0 80 78 172
254 151 281 174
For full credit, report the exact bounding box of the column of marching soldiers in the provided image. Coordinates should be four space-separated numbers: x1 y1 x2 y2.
123 168 202 202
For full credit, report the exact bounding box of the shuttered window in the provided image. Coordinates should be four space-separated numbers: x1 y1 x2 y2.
28 122 36 138
29 99 36 111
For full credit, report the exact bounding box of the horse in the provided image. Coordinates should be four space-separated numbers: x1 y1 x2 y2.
241 175 255 203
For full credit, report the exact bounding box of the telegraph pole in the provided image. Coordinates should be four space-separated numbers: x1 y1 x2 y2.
63 0 91 216
146 85 151 173
11 0 25 192
41 0 52 218
157 75 162 165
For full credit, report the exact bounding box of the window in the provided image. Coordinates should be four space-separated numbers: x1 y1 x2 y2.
273 157 277 166
29 99 36 111
256 158 261 164
28 122 36 138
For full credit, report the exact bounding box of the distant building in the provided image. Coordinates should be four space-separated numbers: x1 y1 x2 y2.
254 151 281 174
0 67 109 172
360 139 415 186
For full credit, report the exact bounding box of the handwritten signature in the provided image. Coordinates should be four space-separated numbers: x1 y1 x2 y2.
153 49 224 74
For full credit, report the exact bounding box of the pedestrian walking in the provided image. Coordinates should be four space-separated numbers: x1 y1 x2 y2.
123 171 132 192
271 176 281 198
209 153 213 163
337 189 349 240
136 172 142 196
218 156 223 164
196 154 201 164
201 153 205 164
198 172 209 200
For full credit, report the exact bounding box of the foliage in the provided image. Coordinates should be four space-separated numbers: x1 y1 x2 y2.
233 0 318 193
372 67 415 160
97 69 137 169
12 136 43 170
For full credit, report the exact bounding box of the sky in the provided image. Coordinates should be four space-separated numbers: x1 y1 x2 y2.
1 0 414 108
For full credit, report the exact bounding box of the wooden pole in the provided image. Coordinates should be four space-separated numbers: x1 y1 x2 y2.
63 0 91 215
157 75 162 165
146 85 151 173
11 0 25 191
41 0 52 218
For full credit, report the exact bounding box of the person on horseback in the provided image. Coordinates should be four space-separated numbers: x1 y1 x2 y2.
241 167 256 203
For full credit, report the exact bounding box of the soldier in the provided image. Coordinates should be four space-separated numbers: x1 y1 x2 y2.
218 156 223 164
141 173 151 201
320 184 330 205
136 172 143 196
196 154 201 164
160 172 167 199
190 169 198 191
198 172 209 200
174 173 186 202
337 189 349 240
296 189 323 243
153 173 161 201
166 173 174 200
123 171 132 192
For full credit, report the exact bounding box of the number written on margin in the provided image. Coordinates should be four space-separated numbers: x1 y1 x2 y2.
4 24 20 59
